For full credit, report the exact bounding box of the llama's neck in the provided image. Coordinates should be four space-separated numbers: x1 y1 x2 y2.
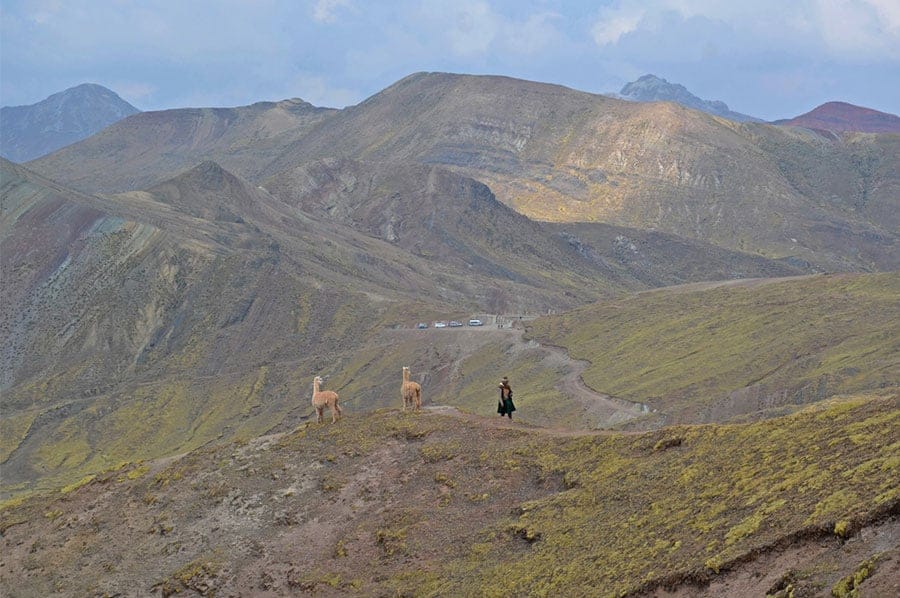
403 369 410 383
313 380 321 394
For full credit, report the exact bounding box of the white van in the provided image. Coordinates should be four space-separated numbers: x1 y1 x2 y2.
468 319 483 326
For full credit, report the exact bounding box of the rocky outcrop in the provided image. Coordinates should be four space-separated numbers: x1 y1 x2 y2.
618 74 761 122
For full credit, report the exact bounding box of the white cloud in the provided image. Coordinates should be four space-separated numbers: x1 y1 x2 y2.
503 11 563 56
814 0 900 59
445 1 499 57
312 0 352 24
415 0 564 59
589 0 900 60
591 7 644 46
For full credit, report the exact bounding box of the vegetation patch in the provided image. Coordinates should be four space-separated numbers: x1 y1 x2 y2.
831 554 881 597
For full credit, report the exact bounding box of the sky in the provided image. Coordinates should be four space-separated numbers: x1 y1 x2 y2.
1 0 898 120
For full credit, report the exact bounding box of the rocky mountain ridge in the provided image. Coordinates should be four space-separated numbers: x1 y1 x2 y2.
2 394 897 596
617 73 761 122
0 83 139 162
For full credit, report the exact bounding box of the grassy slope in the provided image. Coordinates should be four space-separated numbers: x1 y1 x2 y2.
2 392 897 596
526 273 900 423
452 393 899 597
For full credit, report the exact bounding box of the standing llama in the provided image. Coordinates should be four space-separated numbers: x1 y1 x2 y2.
401 366 422 412
312 376 342 423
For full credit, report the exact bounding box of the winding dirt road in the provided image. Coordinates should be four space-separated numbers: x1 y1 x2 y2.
398 316 650 428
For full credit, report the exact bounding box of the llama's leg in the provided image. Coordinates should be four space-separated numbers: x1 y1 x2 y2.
402 393 407 412
333 401 342 423
316 406 324 424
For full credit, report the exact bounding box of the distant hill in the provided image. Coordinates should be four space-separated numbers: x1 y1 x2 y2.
774 101 900 134
617 74 761 122
0 83 139 162
25 98 335 192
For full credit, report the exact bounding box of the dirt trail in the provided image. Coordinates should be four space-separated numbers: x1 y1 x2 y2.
636 274 820 296
396 318 650 427
535 338 650 424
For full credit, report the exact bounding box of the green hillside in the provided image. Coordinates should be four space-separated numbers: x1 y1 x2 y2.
526 273 900 424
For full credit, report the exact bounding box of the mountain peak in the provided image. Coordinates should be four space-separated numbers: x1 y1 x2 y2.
145 161 264 223
775 101 900 133
619 74 760 122
1 83 140 162
151 160 245 196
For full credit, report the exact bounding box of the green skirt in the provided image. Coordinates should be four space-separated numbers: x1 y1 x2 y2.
498 397 516 415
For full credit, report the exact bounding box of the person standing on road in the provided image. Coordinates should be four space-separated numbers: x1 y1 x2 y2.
498 376 516 419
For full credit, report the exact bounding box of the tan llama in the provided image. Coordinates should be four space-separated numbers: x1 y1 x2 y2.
401 366 422 412
312 375 342 423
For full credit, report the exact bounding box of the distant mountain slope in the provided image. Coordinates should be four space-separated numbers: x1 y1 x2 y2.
264 157 808 288
774 101 900 134
24 73 900 271
0 83 139 162
260 72 897 271
26 98 336 192
617 74 761 122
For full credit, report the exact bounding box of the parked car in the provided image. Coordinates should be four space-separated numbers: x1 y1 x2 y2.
448 321 463 327
468 319 483 326
416 323 428 329
434 321 447 328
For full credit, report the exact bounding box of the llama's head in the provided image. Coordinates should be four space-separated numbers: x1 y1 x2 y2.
402 366 410 373
314 375 323 385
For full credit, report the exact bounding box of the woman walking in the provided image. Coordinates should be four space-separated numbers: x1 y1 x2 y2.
497 376 516 419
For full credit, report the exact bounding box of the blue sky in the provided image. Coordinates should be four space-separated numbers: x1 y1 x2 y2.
1 0 898 120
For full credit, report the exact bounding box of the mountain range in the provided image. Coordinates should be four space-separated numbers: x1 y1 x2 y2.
27 73 900 273
0 83 139 162
2 71 898 596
